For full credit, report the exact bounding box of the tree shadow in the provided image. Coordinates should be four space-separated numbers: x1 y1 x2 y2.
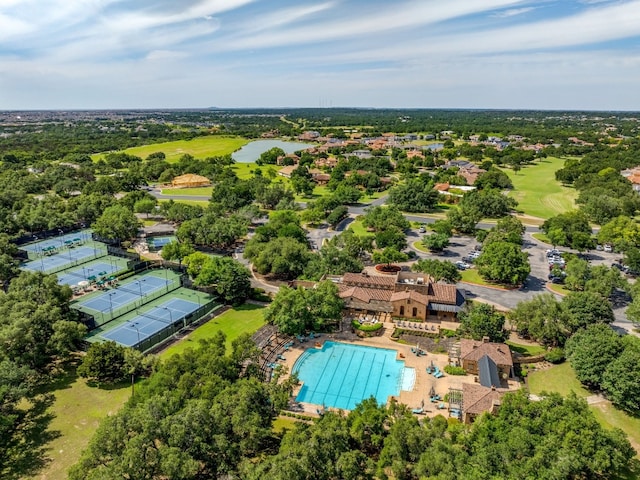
1 393 60 480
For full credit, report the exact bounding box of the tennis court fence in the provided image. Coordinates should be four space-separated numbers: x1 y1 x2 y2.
135 301 220 352
74 277 182 329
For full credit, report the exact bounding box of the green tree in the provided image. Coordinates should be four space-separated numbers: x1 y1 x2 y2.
92 204 141 243
565 324 623 389
601 340 640 413
194 256 252 305
160 240 195 265
77 341 128 384
562 291 614 332
264 281 343 335
597 215 640 249
361 206 409 232
564 257 590 291
133 198 157 218
421 233 450 252
508 294 572 347
372 247 408 266
411 258 461 283
387 178 439 213
458 302 508 342
475 241 530 286
245 237 311 280
542 211 592 248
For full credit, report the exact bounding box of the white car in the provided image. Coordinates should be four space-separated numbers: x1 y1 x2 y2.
604 244 613 253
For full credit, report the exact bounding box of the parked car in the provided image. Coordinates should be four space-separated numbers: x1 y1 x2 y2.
604 244 613 253
596 244 603 251
418 225 426 233
454 261 468 270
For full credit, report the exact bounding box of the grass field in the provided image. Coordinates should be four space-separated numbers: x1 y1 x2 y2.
546 282 570 296
505 341 546 356
527 362 590 398
502 157 577 219
26 364 131 480
159 303 266 359
348 220 373 237
412 241 430 253
532 232 551 244
460 268 514 289
92 136 248 163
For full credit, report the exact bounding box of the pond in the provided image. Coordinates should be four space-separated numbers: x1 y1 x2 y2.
231 139 316 163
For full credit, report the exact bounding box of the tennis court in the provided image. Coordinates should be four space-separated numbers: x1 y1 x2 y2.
20 230 93 256
147 236 176 251
21 245 107 274
56 256 129 286
101 298 201 347
76 276 173 314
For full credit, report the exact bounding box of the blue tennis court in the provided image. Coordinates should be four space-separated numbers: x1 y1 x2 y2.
22 246 106 273
56 260 123 286
101 298 200 347
148 236 176 250
76 276 172 313
21 231 93 254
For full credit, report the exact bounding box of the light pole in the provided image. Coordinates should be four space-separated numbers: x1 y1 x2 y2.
129 322 141 346
108 292 116 319
163 307 177 327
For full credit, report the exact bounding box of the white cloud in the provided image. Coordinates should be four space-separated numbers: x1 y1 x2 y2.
492 7 535 18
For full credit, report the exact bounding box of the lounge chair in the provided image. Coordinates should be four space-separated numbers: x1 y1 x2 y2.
438 402 446 409
411 407 424 414
435 371 444 379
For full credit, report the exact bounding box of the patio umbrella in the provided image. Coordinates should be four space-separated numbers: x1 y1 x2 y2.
98 271 107 276
429 385 436 397
88 275 97 281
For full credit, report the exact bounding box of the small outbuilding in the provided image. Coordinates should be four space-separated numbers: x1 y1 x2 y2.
170 174 211 188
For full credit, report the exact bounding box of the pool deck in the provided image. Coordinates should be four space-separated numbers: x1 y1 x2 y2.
278 320 520 418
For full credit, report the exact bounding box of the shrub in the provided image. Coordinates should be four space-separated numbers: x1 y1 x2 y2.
444 365 467 376
545 347 565 364
352 320 383 332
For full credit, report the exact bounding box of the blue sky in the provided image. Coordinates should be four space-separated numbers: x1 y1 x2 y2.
1 0 640 110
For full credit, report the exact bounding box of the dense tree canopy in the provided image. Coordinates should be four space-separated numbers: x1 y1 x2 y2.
264 281 344 335
458 302 508 343
387 177 440 213
92 204 141 243
411 258 461 283
475 241 530 286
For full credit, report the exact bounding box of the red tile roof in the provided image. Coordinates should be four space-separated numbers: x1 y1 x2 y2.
462 383 507 415
460 339 513 367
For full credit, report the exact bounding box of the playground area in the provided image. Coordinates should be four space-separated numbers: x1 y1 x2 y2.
86 288 217 351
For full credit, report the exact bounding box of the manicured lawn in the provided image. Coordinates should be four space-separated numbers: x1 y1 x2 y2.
460 269 514 289
142 219 157 227
532 232 551 244
159 303 266 359
232 161 261 179
412 241 430 253
501 157 577 219
92 136 248 163
546 282 570 296
527 362 590 398
348 220 373 237
160 186 213 196
506 340 546 356
26 365 131 480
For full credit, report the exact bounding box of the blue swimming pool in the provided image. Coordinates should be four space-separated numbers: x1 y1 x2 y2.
293 341 411 410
